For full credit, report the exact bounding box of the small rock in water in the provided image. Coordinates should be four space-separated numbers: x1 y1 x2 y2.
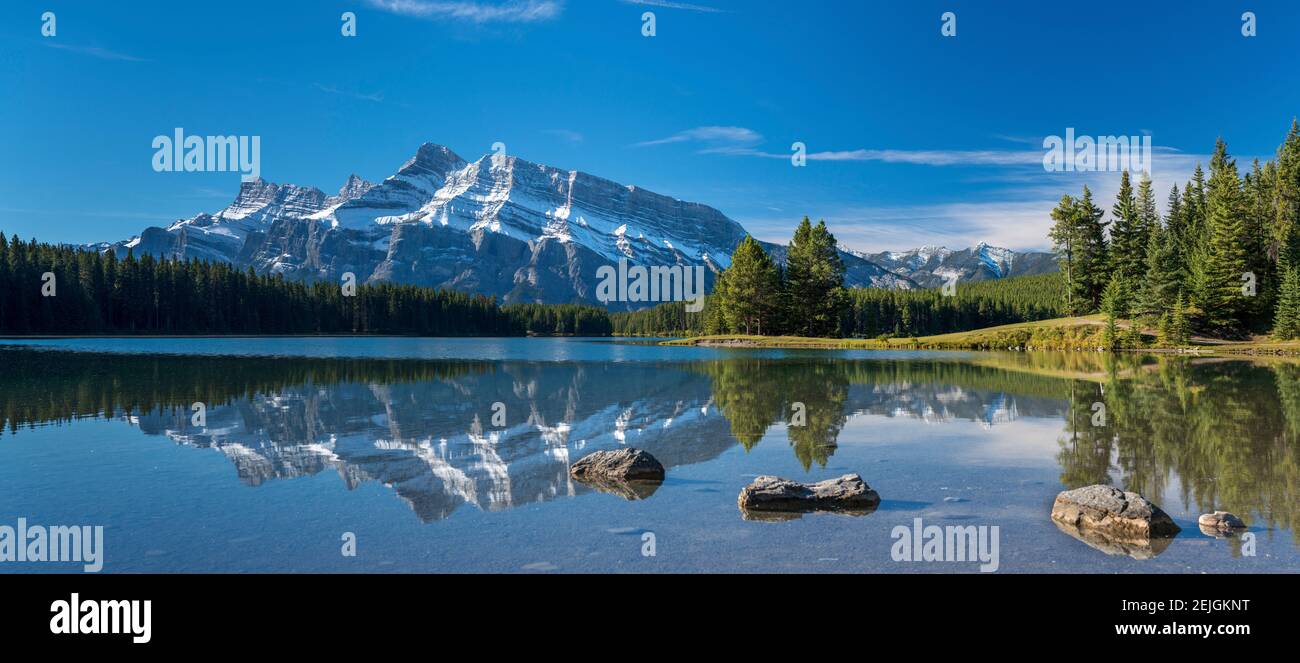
570 448 665 482
1050 485 1181 542
737 474 880 520
569 448 664 500
1198 510 1247 533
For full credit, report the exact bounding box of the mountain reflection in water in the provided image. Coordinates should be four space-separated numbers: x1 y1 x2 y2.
1 348 1296 546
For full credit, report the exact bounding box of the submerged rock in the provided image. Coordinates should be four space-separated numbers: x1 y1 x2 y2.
1051 519 1176 559
737 474 880 519
1198 510 1247 535
1050 485 1181 543
575 476 662 501
569 448 665 492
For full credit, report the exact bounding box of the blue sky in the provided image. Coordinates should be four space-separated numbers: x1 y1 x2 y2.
2 0 1298 251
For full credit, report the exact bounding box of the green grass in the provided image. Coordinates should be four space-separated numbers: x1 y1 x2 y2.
665 314 1300 355
664 315 1112 350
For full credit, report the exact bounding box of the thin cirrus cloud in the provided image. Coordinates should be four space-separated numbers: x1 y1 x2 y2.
636 126 1044 164
619 0 726 13
742 200 1062 254
635 126 762 149
364 0 564 23
650 126 1212 253
543 129 585 143
314 84 385 103
634 126 1208 174
41 42 147 62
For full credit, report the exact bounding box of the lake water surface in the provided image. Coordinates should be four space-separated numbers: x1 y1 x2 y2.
1 337 1296 573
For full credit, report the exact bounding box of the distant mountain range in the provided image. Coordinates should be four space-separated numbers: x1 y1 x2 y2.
96 142 1055 306
856 243 1058 289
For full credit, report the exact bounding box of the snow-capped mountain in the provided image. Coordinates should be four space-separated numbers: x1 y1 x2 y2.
101 141 1055 303
859 242 1056 289
103 142 909 305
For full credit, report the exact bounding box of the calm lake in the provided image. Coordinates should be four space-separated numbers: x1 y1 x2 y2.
0 337 1296 573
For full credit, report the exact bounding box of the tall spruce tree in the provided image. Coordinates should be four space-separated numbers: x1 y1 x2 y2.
1275 266 1300 339
1140 215 1182 317
1244 159 1278 323
784 217 847 337
1048 194 1082 314
1276 120 1300 268
1109 171 1147 311
1101 274 1126 349
1200 139 1251 330
1049 187 1108 314
718 235 781 335
1273 121 1300 338
1078 186 1110 311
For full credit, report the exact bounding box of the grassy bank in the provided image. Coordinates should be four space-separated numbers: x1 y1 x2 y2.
662 315 1300 354
664 316 1102 350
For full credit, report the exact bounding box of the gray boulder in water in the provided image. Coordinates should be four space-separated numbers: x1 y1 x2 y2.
570 448 665 483
1051 485 1181 542
737 474 880 517
1198 510 1247 534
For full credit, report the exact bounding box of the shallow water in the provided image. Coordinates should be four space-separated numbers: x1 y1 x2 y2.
0 338 1295 573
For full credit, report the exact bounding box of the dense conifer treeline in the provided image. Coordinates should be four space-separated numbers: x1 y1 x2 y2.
1050 123 1300 344
0 235 609 337
612 273 1066 337
500 303 613 336
842 273 1065 337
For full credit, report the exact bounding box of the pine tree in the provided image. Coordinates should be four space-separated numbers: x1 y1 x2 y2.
1200 138 1251 330
1275 120 1300 270
1101 274 1126 349
1140 216 1182 317
1169 293 1190 345
784 217 847 337
1109 171 1148 308
704 273 729 335
1048 194 1082 314
1049 187 1108 315
1274 266 1300 340
718 235 781 335
1136 173 1159 266
1076 186 1110 311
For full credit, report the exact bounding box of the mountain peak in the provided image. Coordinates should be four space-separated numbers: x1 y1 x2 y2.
336 173 374 200
396 143 467 180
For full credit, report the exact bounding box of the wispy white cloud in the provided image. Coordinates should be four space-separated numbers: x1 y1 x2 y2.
641 127 1211 175
543 128 585 143
635 126 762 149
800 148 1044 166
365 0 563 23
619 0 726 13
314 84 385 103
742 201 1058 254
42 42 147 62
640 125 1229 253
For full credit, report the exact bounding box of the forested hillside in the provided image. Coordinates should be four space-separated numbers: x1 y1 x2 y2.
0 235 607 336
